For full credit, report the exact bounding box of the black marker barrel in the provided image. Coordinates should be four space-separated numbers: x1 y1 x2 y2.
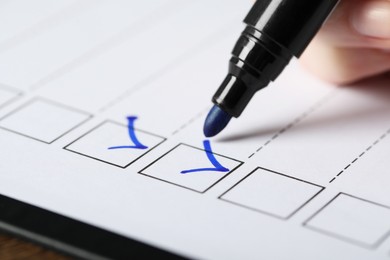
212 0 339 118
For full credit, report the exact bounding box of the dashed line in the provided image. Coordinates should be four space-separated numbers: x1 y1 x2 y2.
98 19 239 113
247 91 337 159
279 128 287 134
171 107 208 136
31 1 190 92
344 164 351 170
0 1 97 54
256 147 264 152
328 127 390 183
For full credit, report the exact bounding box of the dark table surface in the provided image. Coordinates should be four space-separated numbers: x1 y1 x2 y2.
0 232 70 260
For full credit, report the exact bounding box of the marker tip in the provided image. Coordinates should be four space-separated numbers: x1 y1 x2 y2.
203 105 232 137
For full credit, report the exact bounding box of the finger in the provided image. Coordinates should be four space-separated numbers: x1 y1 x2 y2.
318 0 390 49
300 37 390 85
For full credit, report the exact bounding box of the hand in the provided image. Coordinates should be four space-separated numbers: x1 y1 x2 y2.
300 0 390 85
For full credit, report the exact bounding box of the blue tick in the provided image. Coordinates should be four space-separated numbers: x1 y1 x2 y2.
181 140 229 174
108 116 148 150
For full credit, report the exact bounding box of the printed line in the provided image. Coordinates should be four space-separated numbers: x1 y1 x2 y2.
98 19 241 113
30 0 189 91
247 90 337 159
0 84 23 109
171 107 209 136
0 0 98 54
328 127 390 183
303 193 390 249
344 164 351 170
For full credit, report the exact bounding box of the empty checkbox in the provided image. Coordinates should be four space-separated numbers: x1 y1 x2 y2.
139 143 242 193
0 98 91 143
220 167 323 219
65 120 165 168
304 193 390 248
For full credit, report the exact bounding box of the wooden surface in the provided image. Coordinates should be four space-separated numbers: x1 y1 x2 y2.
0 233 70 260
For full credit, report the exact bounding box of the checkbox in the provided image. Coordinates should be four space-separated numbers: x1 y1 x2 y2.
304 193 390 248
65 120 165 168
0 98 91 143
220 167 323 219
139 143 242 193
0 86 20 108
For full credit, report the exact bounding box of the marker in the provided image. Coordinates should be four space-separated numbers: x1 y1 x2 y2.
204 0 339 137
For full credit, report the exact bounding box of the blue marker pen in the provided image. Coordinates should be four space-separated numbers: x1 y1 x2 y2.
204 0 340 137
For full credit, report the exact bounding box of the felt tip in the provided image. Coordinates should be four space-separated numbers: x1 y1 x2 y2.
203 105 232 137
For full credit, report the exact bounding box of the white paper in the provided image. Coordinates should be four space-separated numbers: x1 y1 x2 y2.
1 1 390 259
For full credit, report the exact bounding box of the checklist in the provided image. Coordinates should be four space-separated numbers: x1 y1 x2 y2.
1 1 390 260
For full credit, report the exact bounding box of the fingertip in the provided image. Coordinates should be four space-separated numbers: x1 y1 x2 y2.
351 0 390 39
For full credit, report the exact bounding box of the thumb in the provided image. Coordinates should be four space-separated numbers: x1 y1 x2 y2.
317 0 390 48
300 0 390 85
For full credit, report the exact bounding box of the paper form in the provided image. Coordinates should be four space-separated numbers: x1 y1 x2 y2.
0 1 390 259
